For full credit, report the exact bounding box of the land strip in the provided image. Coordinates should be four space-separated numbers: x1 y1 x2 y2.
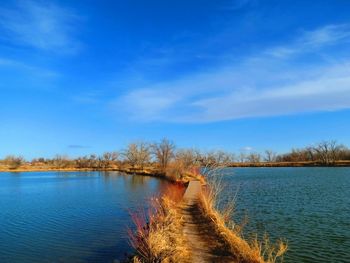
2 160 350 173
180 181 236 263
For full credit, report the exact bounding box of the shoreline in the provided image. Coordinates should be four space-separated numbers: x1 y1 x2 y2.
0 166 198 185
1 160 350 173
0 166 162 174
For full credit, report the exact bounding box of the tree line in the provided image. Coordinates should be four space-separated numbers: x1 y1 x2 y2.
1 140 350 170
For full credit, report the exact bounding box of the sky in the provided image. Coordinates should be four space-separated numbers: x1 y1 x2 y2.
1 0 350 159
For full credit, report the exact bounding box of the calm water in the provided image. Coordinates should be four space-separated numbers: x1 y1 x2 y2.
1 169 349 263
0 171 170 263
220 167 350 263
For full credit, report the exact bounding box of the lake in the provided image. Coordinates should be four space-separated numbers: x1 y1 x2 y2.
219 167 350 263
0 171 170 263
1 169 349 263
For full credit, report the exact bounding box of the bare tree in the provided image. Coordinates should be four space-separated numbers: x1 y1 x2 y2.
164 148 197 180
313 140 345 165
305 147 315 161
88 154 98 168
101 151 119 168
75 156 89 168
194 150 235 178
53 155 71 168
247 152 261 163
238 152 246 163
329 141 346 163
123 142 151 169
175 149 201 170
339 147 350 160
152 138 175 172
202 151 234 165
264 150 277 162
123 144 138 167
4 155 24 169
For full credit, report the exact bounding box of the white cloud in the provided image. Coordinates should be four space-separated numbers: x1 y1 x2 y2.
302 24 350 46
267 24 350 58
0 0 81 53
116 89 181 121
191 64 350 122
114 24 350 123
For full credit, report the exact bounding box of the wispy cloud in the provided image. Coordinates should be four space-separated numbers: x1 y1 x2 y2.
115 24 350 123
191 64 350 122
116 89 181 121
267 24 350 58
0 0 81 53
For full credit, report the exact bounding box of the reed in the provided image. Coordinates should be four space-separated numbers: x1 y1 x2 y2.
129 184 190 263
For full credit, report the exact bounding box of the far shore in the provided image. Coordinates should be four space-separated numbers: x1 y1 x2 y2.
228 160 350 167
0 165 201 185
0 166 166 177
1 160 350 174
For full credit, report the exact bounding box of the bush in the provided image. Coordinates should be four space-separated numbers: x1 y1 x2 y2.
4 155 24 169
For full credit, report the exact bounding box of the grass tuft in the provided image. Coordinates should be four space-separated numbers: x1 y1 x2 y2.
129 184 190 263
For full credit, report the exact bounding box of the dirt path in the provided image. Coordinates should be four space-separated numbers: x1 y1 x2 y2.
180 181 236 263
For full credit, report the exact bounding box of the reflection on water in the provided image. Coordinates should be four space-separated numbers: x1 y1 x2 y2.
128 173 152 189
0 171 170 263
220 167 350 263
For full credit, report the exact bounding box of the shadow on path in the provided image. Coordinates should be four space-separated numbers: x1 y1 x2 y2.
180 181 237 263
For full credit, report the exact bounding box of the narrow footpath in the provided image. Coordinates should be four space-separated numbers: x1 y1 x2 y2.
180 181 236 263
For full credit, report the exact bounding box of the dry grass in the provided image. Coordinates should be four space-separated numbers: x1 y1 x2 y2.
165 162 205 184
199 177 288 263
129 184 190 263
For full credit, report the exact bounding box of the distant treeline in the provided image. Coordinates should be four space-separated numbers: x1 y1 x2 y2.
238 140 350 165
1 140 350 171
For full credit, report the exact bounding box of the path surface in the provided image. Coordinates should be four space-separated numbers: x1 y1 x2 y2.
180 181 236 263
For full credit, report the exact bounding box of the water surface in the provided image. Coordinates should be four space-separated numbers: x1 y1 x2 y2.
0 171 169 263
220 167 350 263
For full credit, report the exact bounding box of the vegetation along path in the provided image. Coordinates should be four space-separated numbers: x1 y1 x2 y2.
180 181 236 263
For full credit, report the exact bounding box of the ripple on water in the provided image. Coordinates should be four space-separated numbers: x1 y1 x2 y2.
0 171 166 263
219 167 350 263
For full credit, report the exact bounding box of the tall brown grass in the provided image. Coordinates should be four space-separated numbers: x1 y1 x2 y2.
199 176 288 263
165 161 205 184
129 184 190 263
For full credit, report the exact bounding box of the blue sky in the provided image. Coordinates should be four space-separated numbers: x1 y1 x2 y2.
1 0 350 158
